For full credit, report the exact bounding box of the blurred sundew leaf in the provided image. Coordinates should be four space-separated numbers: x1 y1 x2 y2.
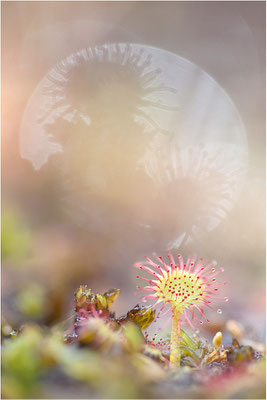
2 208 32 263
122 322 144 352
72 286 155 341
118 304 156 330
104 288 121 307
226 338 259 365
74 285 120 312
78 317 122 350
72 287 121 339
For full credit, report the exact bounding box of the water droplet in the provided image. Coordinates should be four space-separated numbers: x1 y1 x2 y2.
199 320 203 324
217 309 222 314
220 268 224 272
195 329 200 334
224 297 229 302
211 268 216 272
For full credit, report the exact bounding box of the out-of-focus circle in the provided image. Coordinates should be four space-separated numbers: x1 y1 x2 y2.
20 43 247 248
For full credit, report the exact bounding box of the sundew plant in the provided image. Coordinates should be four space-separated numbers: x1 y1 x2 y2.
135 251 228 366
2 2 265 398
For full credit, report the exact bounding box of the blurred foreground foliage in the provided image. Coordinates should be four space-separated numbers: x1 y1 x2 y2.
2 286 265 399
2 208 32 262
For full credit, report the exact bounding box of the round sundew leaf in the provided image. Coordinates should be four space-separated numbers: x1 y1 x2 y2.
135 252 227 331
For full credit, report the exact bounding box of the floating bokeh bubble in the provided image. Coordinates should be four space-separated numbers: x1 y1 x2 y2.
20 43 247 249
140 140 246 247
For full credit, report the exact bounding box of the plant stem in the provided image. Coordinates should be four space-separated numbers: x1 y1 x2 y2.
170 309 181 367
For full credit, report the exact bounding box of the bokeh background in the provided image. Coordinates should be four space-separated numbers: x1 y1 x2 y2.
2 1 265 345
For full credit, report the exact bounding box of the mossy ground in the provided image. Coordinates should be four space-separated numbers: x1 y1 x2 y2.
2 286 265 399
